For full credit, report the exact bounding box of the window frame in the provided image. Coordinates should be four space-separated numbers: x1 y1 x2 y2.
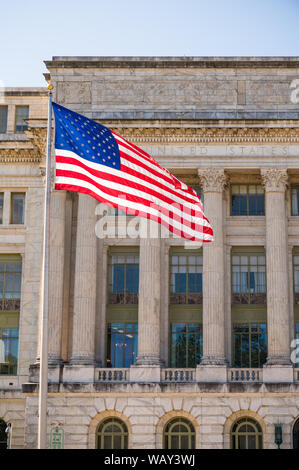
169 248 203 305
10 192 26 225
15 105 29 133
0 106 8 134
230 184 265 216
106 321 138 368
163 417 195 450
231 248 266 305
107 247 139 305
232 321 267 369
169 321 203 368
231 417 263 449
0 255 22 376
97 417 128 449
291 186 299 216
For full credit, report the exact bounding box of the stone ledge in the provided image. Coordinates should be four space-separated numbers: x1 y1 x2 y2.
46 56 299 68
21 381 299 395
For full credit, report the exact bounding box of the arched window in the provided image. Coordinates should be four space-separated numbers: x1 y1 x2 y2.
164 417 195 449
0 419 8 449
293 418 299 449
231 417 263 449
97 418 128 449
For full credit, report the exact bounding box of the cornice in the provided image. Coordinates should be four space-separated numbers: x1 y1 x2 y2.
45 56 299 69
108 126 299 144
1 122 299 164
0 147 40 164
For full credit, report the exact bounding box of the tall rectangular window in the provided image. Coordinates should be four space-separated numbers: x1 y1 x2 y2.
170 252 203 304
0 107 8 134
11 193 25 224
15 106 29 133
107 323 138 368
231 185 264 216
0 258 21 375
232 323 267 368
294 255 299 305
292 188 299 216
108 252 139 304
0 193 3 224
232 253 266 305
170 323 202 368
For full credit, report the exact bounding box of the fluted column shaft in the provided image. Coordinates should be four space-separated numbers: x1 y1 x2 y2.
198 169 227 365
136 224 161 365
48 191 66 363
71 194 97 364
261 168 291 365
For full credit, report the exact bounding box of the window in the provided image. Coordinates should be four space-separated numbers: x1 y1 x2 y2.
231 185 264 216
11 193 25 224
108 252 139 304
0 258 21 375
231 418 263 449
294 255 299 304
0 107 8 134
293 418 299 449
170 323 202 368
0 194 3 224
291 188 299 216
97 418 128 449
232 253 266 304
191 186 204 208
232 323 267 368
107 323 138 368
0 419 8 449
15 106 29 133
164 418 195 449
170 252 203 304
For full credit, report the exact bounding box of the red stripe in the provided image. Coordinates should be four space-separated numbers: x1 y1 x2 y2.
55 182 212 242
56 169 213 236
56 154 201 209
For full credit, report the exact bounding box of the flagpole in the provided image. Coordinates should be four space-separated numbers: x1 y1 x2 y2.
37 83 53 449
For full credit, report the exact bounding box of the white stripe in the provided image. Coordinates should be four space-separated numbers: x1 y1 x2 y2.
116 140 199 202
56 149 203 210
56 160 209 228
55 175 212 240
118 144 200 204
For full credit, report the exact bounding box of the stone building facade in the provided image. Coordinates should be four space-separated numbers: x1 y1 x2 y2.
1 57 299 449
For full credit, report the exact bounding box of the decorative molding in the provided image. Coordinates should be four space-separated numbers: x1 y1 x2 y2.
198 168 228 192
0 147 40 164
108 126 299 144
24 127 47 157
261 168 288 192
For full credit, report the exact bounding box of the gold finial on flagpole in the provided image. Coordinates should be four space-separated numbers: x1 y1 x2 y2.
47 83 53 91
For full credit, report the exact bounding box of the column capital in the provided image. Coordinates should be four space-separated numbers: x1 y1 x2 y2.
261 168 288 192
197 168 228 192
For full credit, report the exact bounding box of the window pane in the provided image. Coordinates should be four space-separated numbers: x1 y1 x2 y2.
107 322 137 368
0 107 8 134
11 193 25 224
15 106 29 132
292 189 299 216
0 194 3 224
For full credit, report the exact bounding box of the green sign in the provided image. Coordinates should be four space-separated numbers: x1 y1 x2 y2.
50 426 64 449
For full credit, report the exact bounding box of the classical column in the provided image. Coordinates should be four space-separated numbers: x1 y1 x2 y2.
135 231 162 366
48 191 66 364
70 193 97 364
261 169 292 369
197 169 227 380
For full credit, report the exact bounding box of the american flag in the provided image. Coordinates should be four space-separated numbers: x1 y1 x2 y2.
52 103 213 242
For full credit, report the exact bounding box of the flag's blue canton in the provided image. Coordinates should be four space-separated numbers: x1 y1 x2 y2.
52 102 121 170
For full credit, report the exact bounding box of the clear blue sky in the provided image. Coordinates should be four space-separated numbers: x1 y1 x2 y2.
1 0 298 87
